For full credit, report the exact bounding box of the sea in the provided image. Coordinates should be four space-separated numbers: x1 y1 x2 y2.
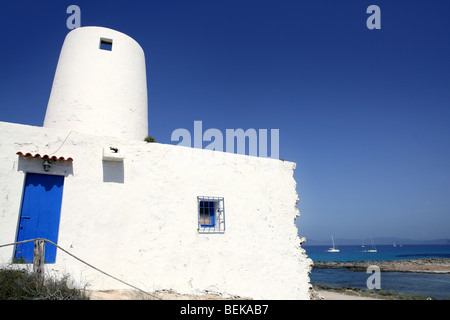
304 244 450 299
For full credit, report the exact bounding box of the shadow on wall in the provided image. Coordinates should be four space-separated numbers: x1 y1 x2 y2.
102 161 124 183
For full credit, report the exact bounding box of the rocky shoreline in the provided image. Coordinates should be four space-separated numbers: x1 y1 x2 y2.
313 258 450 273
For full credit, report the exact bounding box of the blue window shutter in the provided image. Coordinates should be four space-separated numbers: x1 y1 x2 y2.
209 201 215 227
199 200 215 227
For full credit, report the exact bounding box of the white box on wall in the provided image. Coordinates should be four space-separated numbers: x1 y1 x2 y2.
102 146 125 161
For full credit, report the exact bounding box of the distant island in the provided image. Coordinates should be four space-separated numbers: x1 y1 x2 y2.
302 237 450 246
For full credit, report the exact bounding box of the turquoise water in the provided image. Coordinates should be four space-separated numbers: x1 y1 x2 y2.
304 245 450 299
310 268 450 299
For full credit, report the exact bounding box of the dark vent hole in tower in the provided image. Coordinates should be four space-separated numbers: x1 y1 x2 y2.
100 38 113 51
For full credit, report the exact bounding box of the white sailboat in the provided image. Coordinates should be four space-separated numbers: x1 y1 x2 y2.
326 235 340 252
364 237 377 253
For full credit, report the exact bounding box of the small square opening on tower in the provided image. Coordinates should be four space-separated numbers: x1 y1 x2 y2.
100 38 113 51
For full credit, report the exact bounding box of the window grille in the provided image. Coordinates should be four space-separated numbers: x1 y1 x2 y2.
197 196 225 233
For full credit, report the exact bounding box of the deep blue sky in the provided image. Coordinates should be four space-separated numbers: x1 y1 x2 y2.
1 1 449 241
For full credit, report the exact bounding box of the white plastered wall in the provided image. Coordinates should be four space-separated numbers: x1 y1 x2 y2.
0 121 312 299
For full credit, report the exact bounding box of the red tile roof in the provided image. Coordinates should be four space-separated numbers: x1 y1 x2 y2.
16 152 73 162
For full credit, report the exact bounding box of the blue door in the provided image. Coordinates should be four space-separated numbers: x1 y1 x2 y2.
14 173 64 263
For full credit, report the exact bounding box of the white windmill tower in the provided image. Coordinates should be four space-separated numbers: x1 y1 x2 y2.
43 26 148 141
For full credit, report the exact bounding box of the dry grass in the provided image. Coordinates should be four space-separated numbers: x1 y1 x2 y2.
0 266 90 300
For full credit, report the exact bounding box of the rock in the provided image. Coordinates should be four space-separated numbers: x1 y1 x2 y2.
312 258 450 273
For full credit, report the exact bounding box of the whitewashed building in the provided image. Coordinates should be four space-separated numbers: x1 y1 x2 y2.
0 27 312 299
